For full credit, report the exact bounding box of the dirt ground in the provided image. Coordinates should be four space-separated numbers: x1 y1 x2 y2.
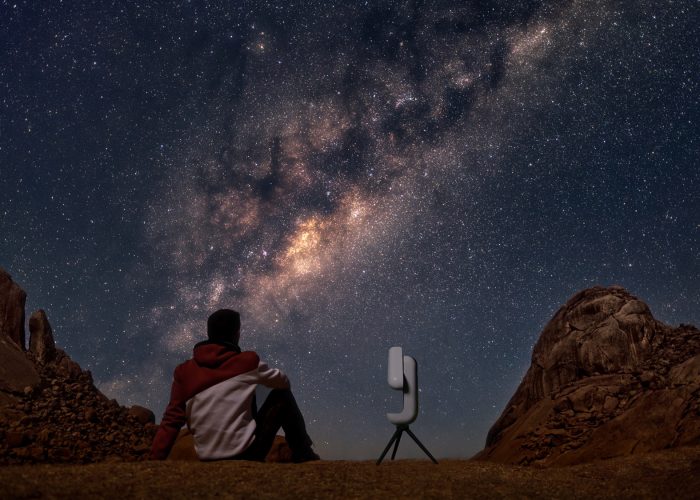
1 445 699 499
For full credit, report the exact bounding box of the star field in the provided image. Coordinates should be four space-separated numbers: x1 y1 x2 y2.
1 1 698 459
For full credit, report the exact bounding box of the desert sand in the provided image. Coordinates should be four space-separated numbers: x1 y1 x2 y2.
1 445 699 499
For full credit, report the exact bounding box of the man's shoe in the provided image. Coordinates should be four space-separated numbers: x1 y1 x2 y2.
292 449 320 463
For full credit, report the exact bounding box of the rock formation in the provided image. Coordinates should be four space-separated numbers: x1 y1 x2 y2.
0 354 156 464
29 309 56 364
476 286 700 466
0 268 156 464
0 269 26 348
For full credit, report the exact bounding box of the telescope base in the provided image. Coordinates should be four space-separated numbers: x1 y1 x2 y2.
376 424 438 465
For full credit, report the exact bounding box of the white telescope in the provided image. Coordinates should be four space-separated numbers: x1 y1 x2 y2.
386 346 418 424
377 346 438 464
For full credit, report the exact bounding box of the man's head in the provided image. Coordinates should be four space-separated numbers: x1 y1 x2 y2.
207 309 241 344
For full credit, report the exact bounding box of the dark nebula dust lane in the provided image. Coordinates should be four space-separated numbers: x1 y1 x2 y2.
1 1 697 458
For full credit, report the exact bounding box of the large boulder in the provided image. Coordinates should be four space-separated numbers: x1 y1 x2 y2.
128 405 156 425
0 268 27 349
0 335 39 394
476 286 700 466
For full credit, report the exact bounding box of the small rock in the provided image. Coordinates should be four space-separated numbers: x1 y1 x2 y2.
84 408 98 423
128 405 155 425
603 396 619 412
133 442 151 454
36 428 52 444
640 371 655 386
30 446 45 460
48 447 73 461
56 355 82 379
5 431 27 448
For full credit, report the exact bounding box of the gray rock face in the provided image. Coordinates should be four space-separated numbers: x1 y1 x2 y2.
0 268 27 349
476 286 700 466
29 309 56 364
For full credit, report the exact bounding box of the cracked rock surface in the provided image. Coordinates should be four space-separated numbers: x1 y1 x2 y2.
476 286 700 466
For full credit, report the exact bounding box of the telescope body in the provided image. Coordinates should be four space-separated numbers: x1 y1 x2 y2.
386 346 418 425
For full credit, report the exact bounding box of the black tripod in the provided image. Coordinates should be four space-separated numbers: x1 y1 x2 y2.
376 424 438 464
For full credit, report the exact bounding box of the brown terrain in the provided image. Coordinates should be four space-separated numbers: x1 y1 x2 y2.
1 269 700 498
0 447 699 499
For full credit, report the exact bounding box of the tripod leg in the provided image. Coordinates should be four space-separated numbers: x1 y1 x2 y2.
376 428 401 465
405 427 439 464
390 429 403 460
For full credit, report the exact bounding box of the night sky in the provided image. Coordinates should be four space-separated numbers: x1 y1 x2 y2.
1 1 698 459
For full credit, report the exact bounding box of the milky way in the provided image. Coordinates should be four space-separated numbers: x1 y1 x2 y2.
1 1 698 458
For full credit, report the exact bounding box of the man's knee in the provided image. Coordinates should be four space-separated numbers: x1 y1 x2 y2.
265 389 296 405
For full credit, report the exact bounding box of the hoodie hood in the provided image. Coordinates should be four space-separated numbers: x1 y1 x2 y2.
192 342 242 369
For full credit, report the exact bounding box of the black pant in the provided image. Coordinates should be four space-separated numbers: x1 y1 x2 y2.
233 388 313 461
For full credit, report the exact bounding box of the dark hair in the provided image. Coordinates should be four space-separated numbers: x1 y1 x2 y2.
207 309 241 342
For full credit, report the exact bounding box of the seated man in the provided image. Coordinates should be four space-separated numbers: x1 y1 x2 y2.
150 309 319 462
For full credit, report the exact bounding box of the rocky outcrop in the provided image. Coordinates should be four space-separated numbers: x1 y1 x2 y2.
0 269 26 348
476 286 700 466
0 356 157 464
0 269 156 464
29 309 56 364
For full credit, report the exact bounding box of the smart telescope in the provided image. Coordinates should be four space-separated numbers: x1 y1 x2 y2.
376 346 438 464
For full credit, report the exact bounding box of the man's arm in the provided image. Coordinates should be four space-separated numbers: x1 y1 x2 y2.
150 368 188 460
256 360 291 389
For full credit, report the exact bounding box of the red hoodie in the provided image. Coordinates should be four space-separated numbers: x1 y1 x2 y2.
150 343 289 460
